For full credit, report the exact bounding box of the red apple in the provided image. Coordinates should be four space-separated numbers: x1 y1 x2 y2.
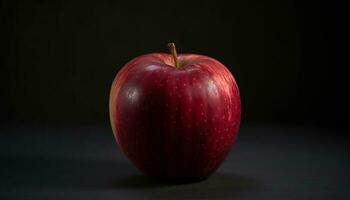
109 43 241 181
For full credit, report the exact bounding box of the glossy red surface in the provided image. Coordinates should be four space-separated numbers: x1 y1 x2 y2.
109 53 241 180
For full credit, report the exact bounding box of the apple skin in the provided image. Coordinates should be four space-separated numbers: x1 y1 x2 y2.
109 53 241 181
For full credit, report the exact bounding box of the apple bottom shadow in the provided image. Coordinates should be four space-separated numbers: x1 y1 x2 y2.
111 173 258 199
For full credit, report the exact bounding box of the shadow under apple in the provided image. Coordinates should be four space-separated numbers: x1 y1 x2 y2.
111 172 258 199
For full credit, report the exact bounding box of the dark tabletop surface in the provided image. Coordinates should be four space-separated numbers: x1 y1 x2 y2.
0 124 349 200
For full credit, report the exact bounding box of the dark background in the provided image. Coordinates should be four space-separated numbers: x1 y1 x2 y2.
1 0 348 131
1 0 349 199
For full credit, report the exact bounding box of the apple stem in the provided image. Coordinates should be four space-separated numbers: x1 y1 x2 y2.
168 42 180 68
